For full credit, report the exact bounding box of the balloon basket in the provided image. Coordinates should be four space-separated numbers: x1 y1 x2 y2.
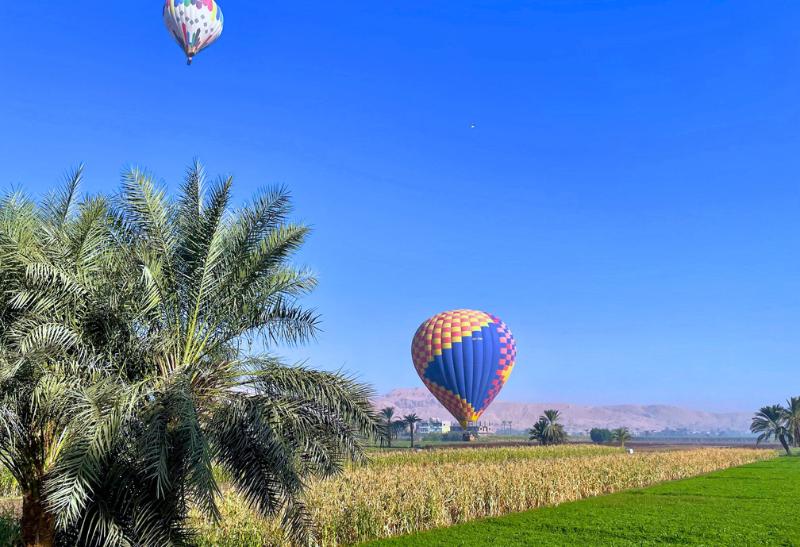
462 432 477 442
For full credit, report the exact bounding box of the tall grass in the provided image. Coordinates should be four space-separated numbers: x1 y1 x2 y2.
0 467 17 498
193 446 773 546
0 510 20 547
366 444 620 468
0 467 20 547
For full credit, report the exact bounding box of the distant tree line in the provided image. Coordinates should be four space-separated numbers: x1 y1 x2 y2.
590 428 613 443
590 427 632 447
379 407 422 448
529 412 633 448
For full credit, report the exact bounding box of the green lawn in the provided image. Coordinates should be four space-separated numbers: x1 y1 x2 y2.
370 456 799 546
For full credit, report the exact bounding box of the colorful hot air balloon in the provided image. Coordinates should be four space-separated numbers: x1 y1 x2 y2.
411 309 517 429
163 0 224 65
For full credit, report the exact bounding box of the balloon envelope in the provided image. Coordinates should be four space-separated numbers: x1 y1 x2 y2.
412 310 517 428
163 0 224 64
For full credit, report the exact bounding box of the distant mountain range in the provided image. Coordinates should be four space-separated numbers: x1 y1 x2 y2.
372 388 752 434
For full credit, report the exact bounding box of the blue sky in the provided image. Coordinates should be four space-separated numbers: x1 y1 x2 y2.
1 1 799 411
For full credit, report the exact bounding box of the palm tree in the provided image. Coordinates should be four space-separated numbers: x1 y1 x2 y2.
0 168 135 546
0 163 380 546
528 409 568 445
404 413 422 448
751 405 793 455
392 419 406 441
782 397 800 448
380 407 396 447
612 427 632 448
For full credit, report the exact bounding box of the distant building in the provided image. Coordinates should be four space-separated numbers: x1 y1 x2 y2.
417 418 451 435
450 422 492 435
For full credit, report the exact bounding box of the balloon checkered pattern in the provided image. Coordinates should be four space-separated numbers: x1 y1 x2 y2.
412 309 517 427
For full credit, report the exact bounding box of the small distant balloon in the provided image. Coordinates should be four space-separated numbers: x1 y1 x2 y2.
163 0 224 65
469 122 477 129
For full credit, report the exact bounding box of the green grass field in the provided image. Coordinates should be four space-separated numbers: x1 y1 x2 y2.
370 456 799 546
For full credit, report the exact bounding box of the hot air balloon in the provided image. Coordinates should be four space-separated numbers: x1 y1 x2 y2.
411 309 517 432
163 0 224 65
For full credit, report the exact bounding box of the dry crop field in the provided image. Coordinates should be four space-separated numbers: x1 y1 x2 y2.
193 445 773 546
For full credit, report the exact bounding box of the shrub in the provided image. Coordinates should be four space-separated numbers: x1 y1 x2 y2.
590 428 613 444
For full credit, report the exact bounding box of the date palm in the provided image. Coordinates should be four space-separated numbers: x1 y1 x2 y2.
0 167 136 546
612 427 632 448
403 414 422 448
0 163 380 546
782 397 800 448
392 419 406 441
751 405 792 455
380 407 396 448
528 409 568 446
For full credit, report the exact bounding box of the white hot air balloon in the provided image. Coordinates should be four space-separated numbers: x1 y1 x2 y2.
163 0 224 65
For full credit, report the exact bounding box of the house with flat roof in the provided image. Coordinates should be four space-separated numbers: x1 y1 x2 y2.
417 418 451 435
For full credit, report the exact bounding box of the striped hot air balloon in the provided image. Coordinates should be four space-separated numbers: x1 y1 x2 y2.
411 309 517 429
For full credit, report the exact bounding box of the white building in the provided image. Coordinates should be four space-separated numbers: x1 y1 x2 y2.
417 418 451 435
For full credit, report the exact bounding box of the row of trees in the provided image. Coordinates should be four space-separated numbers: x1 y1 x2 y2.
528 410 632 447
379 407 422 448
529 397 800 455
0 164 380 546
751 397 800 455
590 427 632 447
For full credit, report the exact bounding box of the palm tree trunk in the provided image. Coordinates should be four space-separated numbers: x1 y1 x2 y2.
21 489 56 547
409 425 414 449
779 434 792 456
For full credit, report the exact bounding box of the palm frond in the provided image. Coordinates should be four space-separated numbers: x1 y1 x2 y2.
42 164 84 229
207 395 312 544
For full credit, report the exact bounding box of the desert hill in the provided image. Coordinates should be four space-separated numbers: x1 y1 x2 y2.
373 388 751 434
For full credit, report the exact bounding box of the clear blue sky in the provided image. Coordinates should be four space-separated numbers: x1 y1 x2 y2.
2 1 798 411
